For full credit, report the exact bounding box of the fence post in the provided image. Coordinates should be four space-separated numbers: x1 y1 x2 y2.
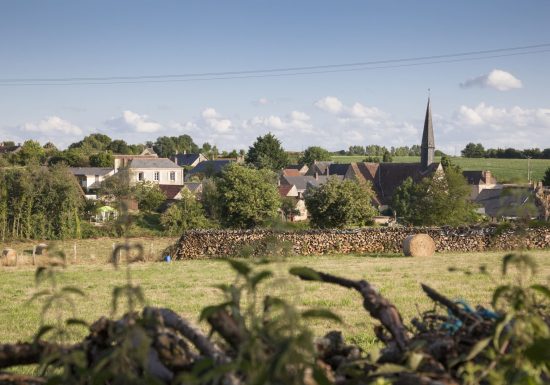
32 246 36 266
73 243 77 264
150 242 154 260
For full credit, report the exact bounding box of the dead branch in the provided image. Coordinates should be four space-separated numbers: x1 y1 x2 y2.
144 307 226 362
206 309 246 350
421 284 479 324
294 269 409 351
0 342 75 369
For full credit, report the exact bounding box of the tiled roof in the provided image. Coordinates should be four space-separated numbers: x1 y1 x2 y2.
69 167 114 176
282 169 302 176
129 158 180 169
278 184 297 197
159 184 183 200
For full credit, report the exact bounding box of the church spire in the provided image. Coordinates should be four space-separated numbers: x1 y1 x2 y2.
421 97 435 170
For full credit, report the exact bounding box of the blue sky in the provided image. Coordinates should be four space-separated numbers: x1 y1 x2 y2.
1 0 549 153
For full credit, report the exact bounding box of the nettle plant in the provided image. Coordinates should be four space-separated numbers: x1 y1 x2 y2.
459 253 550 384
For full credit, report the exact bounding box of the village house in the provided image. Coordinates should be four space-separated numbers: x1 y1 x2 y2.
128 157 184 185
462 170 500 199
278 184 308 221
69 167 116 199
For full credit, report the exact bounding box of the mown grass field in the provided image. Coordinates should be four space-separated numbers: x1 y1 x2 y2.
1 249 549 352
331 155 550 183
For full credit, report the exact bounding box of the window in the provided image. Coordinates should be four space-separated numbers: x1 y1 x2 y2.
170 171 176 181
154 171 160 181
138 172 144 181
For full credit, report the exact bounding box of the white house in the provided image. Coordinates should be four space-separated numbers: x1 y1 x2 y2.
128 158 184 185
69 167 116 198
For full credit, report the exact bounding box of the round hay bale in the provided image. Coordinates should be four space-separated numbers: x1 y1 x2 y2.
1 248 17 266
35 243 48 255
403 234 435 257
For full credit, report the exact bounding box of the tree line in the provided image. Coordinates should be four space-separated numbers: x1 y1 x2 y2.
462 142 550 159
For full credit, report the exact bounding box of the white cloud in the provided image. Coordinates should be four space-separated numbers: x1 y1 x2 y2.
460 69 523 91
315 96 344 114
201 108 232 133
23 116 82 135
106 110 162 133
245 110 313 133
444 102 550 148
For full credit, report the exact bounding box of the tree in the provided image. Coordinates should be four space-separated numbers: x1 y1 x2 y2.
16 140 45 165
382 151 393 163
131 181 166 212
304 178 377 228
216 163 280 228
391 167 478 226
99 169 132 199
543 167 550 187
461 143 485 158
280 197 300 221
107 139 133 154
299 146 331 166
160 190 209 235
89 151 114 167
246 133 289 171
69 133 112 154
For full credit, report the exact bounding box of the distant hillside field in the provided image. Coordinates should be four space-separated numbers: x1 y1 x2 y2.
331 155 550 183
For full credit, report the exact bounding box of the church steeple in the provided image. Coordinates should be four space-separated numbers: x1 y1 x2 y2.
420 98 435 170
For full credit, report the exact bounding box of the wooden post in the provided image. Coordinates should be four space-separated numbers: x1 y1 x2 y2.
73 243 77 264
32 246 36 266
150 242 154 260
15 252 18 266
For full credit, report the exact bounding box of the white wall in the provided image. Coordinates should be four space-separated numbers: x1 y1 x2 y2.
130 168 184 185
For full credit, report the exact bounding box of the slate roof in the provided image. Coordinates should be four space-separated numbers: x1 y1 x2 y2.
306 175 344 188
183 182 203 193
187 160 232 176
129 158 180 169
172 153 203 167
327 163 351 176
280 175 317 191
475 187 538 218
69 167 114 176
463 171 497 185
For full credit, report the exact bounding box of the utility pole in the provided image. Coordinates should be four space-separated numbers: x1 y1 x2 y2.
526 156 532 184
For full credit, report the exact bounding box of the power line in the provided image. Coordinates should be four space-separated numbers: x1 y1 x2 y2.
1 43 549 86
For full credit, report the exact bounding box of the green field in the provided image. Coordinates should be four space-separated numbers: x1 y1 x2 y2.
2 249 549 352
331 155 550 183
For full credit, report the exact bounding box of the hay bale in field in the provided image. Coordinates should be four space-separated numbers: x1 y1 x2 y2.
403 234 435 257
35 243 48 255
1 248 17 266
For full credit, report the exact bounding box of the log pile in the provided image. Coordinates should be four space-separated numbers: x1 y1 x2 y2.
174 226 550 259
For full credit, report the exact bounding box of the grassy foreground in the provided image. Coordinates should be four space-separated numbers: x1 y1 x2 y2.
1 250 550 351
331 155 550 183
